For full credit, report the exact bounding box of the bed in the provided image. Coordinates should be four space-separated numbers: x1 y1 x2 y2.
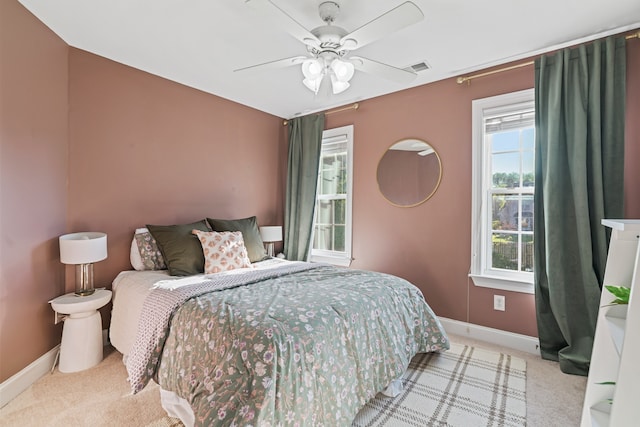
110 219 449 426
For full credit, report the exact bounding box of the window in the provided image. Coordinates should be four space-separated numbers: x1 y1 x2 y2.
310 125 353 267
470 89 535 293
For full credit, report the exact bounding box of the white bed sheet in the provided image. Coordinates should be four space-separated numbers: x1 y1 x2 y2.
110 270 170 356
109 258 293 356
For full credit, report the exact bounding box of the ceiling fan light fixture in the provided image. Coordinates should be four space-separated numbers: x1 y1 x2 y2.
331 59 354 82
241 0 425 98
330 74 350 94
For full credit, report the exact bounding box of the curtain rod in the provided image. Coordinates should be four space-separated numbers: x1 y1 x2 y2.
456 30 640 85
282 102 360 126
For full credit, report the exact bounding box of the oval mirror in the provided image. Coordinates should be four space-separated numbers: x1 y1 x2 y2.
376 139 442 207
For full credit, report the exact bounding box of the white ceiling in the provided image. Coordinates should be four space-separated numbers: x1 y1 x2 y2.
19 0 640 119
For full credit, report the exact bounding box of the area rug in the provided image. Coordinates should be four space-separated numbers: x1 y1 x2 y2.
352 342 527 427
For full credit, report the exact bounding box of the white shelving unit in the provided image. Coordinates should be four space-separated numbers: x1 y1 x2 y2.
581 219 640 427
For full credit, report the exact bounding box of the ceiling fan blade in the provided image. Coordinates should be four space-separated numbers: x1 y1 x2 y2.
234 56 307 72
349 56 417 84
245 0 321 49
339 2 424 51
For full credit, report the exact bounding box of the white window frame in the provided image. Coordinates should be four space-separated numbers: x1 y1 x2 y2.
309 125 353 267
470 89 535 294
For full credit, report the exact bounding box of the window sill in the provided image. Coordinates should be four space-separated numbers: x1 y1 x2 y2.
309 254 352 267
469 274 534 294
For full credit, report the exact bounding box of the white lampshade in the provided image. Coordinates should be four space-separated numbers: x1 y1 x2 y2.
303 76 323 94
302 58 324 80
330 59 354 82
59 232 108 265
259 226 283 243
300 57 355 95
302 58 326 94
330 75 350 94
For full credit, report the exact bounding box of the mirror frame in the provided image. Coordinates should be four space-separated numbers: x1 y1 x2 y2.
376 138 443 208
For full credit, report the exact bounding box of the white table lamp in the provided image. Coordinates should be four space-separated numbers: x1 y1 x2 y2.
259 226 282 257
59 232 107 296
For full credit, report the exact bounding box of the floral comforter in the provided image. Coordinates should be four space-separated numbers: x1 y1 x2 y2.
146 264 449 426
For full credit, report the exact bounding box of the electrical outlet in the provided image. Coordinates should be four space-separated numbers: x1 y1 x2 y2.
494 295 506 311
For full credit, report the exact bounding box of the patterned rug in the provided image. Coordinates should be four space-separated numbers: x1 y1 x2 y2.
352 343 527 427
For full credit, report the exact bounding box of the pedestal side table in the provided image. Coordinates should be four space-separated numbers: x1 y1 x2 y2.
49 289 112 373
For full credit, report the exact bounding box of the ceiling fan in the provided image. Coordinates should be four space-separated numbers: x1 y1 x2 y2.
237 0 424 95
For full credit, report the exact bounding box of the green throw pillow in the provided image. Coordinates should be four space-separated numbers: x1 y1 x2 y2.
146 220 210 276
207 216 268 263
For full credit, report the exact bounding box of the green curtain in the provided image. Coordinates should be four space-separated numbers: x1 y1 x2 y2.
534 36 626 375
284 114 325 261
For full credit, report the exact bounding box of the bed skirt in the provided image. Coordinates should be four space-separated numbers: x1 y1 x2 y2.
160 388 195 427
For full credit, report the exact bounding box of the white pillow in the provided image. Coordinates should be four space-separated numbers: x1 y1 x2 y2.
130 232 145 270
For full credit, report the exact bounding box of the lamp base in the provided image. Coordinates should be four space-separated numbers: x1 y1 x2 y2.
266 242 275 257
75 263 95 297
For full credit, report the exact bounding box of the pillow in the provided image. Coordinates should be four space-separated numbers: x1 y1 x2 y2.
130 228 167 271
130 235 145 271
146 220 211 276
192 230 252 274
207 216 269 263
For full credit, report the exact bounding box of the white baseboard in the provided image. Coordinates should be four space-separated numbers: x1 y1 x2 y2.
0 345 59 408
1 329 111 408
439 317 540 355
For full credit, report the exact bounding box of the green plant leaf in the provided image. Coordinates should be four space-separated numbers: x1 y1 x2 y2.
596 381 616 385
605 285 630 305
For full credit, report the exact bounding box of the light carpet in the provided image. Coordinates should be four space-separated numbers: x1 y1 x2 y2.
353 342 526 427
1 342 526 427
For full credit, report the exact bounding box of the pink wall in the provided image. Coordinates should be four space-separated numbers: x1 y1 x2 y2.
67 49 286 323
0 1 69 382
324 64 537 335
2 0 638 384
326 40 640 337
1 3 284 382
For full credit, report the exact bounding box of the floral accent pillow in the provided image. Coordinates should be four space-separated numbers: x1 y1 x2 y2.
131 228 167 271
192 230 252 274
